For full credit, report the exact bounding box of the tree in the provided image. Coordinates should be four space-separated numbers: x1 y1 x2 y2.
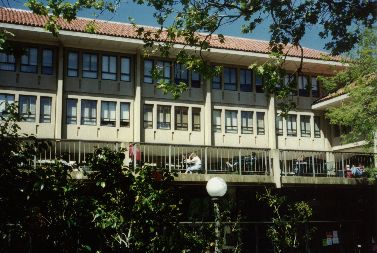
320 28 377 148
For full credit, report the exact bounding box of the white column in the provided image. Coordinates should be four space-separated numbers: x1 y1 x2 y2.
204 78 212 146
55 45 64 140
267 95 281 188
133 52 142 142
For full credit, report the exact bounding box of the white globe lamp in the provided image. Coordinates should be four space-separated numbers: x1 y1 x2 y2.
206 177 227 198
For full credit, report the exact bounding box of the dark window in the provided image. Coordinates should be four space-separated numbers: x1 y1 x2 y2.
284 74 297 96
286 114 297 136
257 112 265 135
241 111 253 134
121 57 131 81
21 47 38 73
120 102 130 127
40 97 52 123
102 55 117 80
174 63 188 84
314 116 321 138
81 100 97 125
42 49 53 75
157 105 171 129
175 106 188 130
67 52 78 77
300 115 311 137
156 61 171 82
192 108 201 131
144 60 153 83
212 66 222 89
191 71 201 88
276 114 283 136
213 109 221 132
223 67 237 91
82 53 98 79
19 95 36 122
333 125 340 138
240 69 252 92
225 110 238 133
144 104 153 129
298 75 309 97
0 53 16 71
101 101 116 127
0 94 15 116
255 74 264 93
66 99 77 124
312 77 319 97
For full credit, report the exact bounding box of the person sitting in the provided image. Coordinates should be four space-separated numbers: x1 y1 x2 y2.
184 152 202 173
351 164 364 177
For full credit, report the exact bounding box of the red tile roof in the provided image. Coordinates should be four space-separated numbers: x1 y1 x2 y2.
0 7 339 61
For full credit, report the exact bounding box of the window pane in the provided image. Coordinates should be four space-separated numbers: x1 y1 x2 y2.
0 53 16 71
101 101 116 126
314 116 321 138
21 48 38 73
191 71 201 88
144 104 153 129
121 57 131 81
240 69 252 92
174 63 188 84
81 100 97 125
213 109 221 132
144 60 153 83
156 61 171 82
257 112 265 135
0 93 15 115
225 110 237 133
19 95 36 122
157 105 171 129
255 74 264 93
241 111 253 134
276 114 283 136
300 115 311 137
42 49 53 75
102 55 117 80
68 52 78 77
286 114 297 136
40 97 52 123
120 102 130 127
298 75 309 97
192 107 201 131
312 77 319 97
66 99 77 124
212 66 222 89
83 53 98 78
175 106 188 130
224 67 237 91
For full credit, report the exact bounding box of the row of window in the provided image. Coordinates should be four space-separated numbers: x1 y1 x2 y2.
143 105 201 131
0 48 54 74
212 109 266 135
66 99 130 127
276 114 321 138
0 94 52 123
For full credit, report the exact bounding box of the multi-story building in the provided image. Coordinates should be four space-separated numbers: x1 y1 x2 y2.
0 7 376 252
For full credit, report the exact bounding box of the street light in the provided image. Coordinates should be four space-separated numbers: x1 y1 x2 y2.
206 177 227 253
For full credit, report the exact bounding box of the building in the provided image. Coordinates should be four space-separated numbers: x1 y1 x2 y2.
0 7 376 252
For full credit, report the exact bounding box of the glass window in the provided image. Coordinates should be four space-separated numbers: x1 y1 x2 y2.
156 61 171 82
0 93 15 116
284 74 297 96
42 49 53 75
66 99 77 124
223 67 237 91
312 77 319 97
144 60 153 83
82 53 97 78
192 108 201 131
276 114 283 136
241 111 253 134
144 104 153 129
225 110 238 133
120 102 130 127
81 100 97 125
286 114 297 136
40 97 52 123
314 116 321 138
191 71 201 88
300 115 311 137
255 74 264 93
298 75 309 97
212 66 222 89
19 95 36 122
175 106 188 130
174 63 188 84
0 52 16 71
21 47 38 73
157 105 171 129
213 109 221 132
102 55 117 80
257 112 265 135
121 57 131 81
101 101 116 127
240 69 252 92
67 52 78 77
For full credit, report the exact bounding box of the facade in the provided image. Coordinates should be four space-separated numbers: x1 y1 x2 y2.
0 7 376 252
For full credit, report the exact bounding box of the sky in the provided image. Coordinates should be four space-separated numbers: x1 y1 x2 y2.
2 0 330 52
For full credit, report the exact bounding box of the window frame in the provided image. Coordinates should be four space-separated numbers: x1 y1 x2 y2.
67 51 79 77
174 63 189 84
0 93 15 116
40 96 52 123
143 59 154 83
298 75 310 97
276 114 283 136
256 112 265 135
143 104 153 129
225 110 238 133
192 107 201 131
82 53 98 79
213 109 222 132
100 101 116 127
241 111 253 134
191 71 201 88
255 74 264 93
314 116 321 138
174 106 188 131
0 52 16 71
300 115 311 137
240 69 253 92
66 98 78 125
311 77 319 97
21 47 38 73
81 99 97 125
157 105 171 129
121 57 131 82
42 48 54 75
101 55 117 80
19 95 37 122
223 67 237 91
120 102 130 127
286 114 297 137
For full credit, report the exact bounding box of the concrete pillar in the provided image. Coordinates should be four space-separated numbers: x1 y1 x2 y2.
54 45 64 139
133 52 142 142
204 78 212 146
267 95 281 188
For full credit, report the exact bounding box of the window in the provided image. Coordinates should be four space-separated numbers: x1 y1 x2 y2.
144 104 153 129
81 100 97 125
42 49 53 75
286 114 297 136
333 125 341 137
0 94 15 116
120 102 130 127
223 67 237 91
312 77 319 97
256 112 265 135
66 99 77 124
0 53 15 71
121 57 131 81
40 97 52 123
284 74 297 96
82 53 97 78
19 95 36 122
241 111 253 134
314 116 321 138
276 114 283 136
157 105 171 129
175 106 188 130
101 101 116 127
225 110 238 133
192 108 201 131
67 52 78 77
102 55 117 80
21 47 38 73
255 74 264 93
212 66 222 89
156 61 171 82
213 109 221 132
298 75 309 97
174 63 188 84
300 115 311 137
191 71 201 88
144 60 153 83
240 69 252 92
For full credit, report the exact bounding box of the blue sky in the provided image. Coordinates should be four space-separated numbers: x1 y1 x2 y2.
3 0 330 52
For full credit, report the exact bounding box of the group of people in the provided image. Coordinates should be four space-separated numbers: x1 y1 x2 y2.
345 164 365 177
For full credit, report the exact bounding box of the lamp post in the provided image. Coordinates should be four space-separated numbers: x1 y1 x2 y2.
206 177 227 253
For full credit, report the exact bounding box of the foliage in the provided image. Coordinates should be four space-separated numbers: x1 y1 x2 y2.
363 167 377 182
257 187 315 253
320 28 377 147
